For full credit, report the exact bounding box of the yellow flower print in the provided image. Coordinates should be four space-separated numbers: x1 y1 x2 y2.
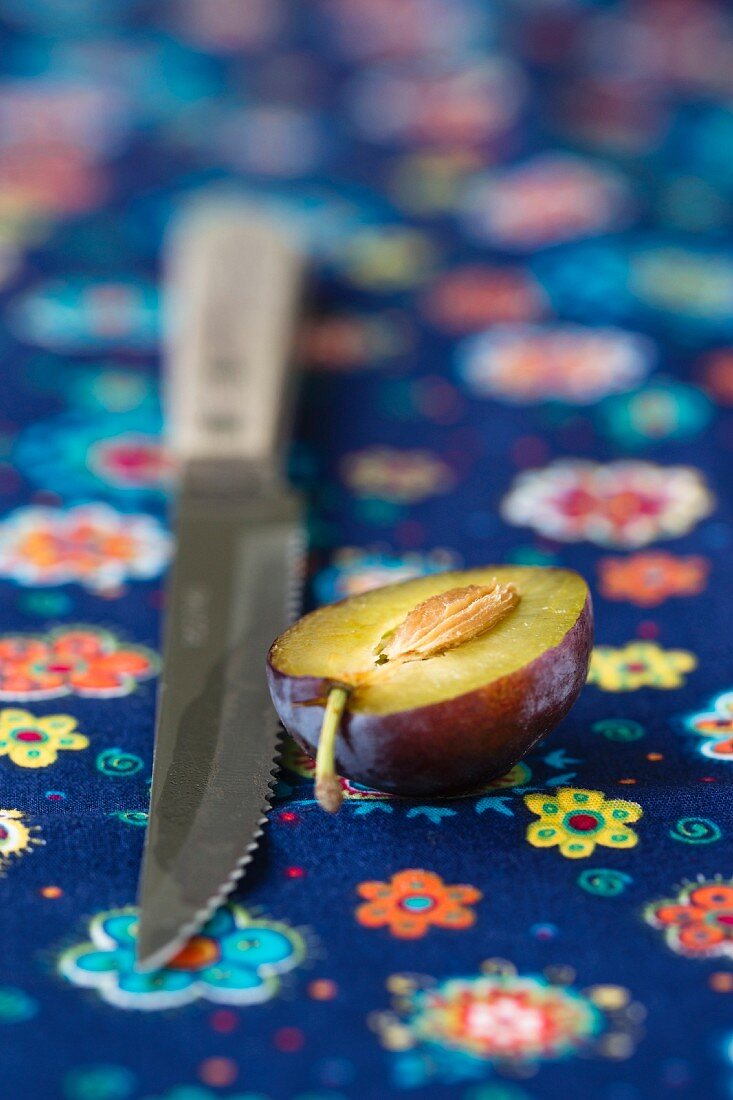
0 808 43 868
587 642 696 691
0 708 89 768
524 788 643 859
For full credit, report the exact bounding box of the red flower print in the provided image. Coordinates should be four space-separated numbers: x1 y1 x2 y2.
424 266 547 332
88 434 175 490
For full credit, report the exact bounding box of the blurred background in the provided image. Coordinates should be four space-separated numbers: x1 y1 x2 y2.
1 0 731 611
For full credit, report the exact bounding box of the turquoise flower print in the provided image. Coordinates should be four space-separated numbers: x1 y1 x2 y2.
596 379 713 448
8 277 159 353
14 409 172 505
59 904 305 1010
531 241 632 322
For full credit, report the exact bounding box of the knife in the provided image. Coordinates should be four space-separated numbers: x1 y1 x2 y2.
136 200 304 972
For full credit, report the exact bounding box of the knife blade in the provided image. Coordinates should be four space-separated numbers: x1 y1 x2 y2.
136 201 304 972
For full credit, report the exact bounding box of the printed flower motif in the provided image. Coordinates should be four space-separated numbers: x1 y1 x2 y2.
0 809 42 869
301 312 411 371
0 146 103 224
701 348 733 405
14 409 168 504
58 903 305 1010
588 642 697 691
0 504 170 593
645 880 733 958
350 59 524 148
596 380 713 447
324 0 483 62
376 971 603 1065
0 82 128 160
0 708 88 768
9 277 159 353
424 266 548 331
341 446 455 503
598 552 709 607
391 149 486 218
462 154 631 250
87 433 175 491
630 245 733 332
501 460 714 548
457 325 652 405
684 690 733 761
0 626 159 701
24 367 156 412
313 547 458 604
340 227 436 291
525 788 642 859
356 870 481 938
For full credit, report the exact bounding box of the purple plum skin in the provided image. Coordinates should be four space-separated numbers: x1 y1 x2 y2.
266 595 594 797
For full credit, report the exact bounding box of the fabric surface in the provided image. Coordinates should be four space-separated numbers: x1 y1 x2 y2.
2 1 733 1098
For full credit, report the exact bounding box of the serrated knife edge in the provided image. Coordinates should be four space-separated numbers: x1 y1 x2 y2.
136 729 286 975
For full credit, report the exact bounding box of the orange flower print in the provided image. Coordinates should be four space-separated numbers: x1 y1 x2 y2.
598 552 709 607
0 626 159 701
356 870 481 939
645 880 733 959
0 504 170 593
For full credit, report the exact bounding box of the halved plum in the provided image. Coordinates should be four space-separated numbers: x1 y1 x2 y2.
267 566 592 810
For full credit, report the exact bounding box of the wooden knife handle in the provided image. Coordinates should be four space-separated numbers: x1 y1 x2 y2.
164 199 304 471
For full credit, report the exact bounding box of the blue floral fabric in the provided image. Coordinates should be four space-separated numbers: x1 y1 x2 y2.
1 2 733 1099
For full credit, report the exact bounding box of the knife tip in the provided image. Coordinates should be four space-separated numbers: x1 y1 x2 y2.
134 938 181 974
134 918 190 974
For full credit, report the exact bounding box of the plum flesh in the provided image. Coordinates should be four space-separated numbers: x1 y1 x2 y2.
267 566 593 799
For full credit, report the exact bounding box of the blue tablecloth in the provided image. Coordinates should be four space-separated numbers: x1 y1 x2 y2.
2 2 733 1098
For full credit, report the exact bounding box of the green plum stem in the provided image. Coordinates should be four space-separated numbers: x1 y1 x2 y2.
315 685 350 813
